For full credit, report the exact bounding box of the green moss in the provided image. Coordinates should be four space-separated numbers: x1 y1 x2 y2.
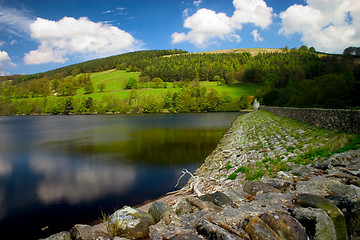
227 173 238 180
225 161 233 170
235 166 247 173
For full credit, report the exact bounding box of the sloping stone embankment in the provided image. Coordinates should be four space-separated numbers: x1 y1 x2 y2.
42 111 360 240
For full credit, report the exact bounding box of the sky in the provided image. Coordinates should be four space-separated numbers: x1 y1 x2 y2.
0 0 359 75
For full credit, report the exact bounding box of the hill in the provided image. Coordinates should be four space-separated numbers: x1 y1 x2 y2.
0 47 359 115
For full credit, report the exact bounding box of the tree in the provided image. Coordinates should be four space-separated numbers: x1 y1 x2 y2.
343 46 360 56
125 77 138 89
152 77 164 88
309 47 316 52
84 81 94 94
298 45 309 52
239 94 250 109
63 98 74 115
98 82 106 92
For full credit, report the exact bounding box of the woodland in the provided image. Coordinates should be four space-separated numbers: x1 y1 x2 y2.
0 46 359 115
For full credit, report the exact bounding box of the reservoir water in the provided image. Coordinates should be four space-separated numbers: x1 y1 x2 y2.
0 112 242 239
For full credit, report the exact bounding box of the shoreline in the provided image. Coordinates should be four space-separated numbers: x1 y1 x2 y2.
41 110 360 240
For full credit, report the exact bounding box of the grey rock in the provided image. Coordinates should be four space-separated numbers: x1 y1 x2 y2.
292 207 337 240
199 191 233 206
314 162 330 170
109 206 155 239
243 181 280 195
259 212 307 240
40 231 71 240
186 196 222 212
70 224 105 240
171 233 204 239
290 164 313 177
326 195 360 240
175 198 193 215
244 216 282 240
148 201 175 224
296 193 348 240
149 210 208 239
297 175 360 199
196 219 244 240
225 189 248 203
264 178 291 192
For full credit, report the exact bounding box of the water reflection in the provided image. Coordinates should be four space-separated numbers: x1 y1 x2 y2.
0 113 242 239
29 156 136 204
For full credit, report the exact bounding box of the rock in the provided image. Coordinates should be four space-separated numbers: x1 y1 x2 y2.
259 212 307 240
296 193 348 240
199 191 233 206
175 198 193 215
244 216 282 240
40 231 71 240
326 195 360 240
225 189 248 204
264 179 291 192
296 174 360 200
185 196 222 212
290 164 313 177
149 210 207 239
243 181 280 195
70 224 106 240
327 150 360 167
148 201 175 224
314 162 330 171
292 207 337 240
196 219 244 240
109 206 155 239
171 233 204 239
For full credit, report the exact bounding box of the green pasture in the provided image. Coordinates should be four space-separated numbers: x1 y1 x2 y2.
77 69 259 100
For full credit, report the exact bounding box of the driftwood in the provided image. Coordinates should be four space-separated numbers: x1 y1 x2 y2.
175 169 204 197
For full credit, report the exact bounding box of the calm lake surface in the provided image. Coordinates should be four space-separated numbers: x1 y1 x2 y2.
0 112 242 239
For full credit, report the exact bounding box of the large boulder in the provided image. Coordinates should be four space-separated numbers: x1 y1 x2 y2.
148 201 175 224
296 193 348 240
199 191 233 207
259 212 307 240
109 206 155 239
292 207 337 240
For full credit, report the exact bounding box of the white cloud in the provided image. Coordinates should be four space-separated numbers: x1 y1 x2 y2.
24 17 142 65
0 51 16 76
279 0 360 53
183 8 190 18
172 0 272 48
232 0 273 29
251 29 264 41
194 0 203 7
0 5 32 36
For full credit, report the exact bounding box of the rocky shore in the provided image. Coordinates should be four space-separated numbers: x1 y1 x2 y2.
42 111 360 240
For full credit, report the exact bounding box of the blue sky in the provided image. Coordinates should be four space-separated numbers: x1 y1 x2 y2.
0 0 359 75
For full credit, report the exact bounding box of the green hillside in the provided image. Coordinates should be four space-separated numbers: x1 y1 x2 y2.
0 47 359 115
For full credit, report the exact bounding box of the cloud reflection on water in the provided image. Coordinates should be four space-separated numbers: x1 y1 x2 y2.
29 156 136 205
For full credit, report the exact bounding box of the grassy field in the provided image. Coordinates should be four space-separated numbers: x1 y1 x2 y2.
75 69 260 101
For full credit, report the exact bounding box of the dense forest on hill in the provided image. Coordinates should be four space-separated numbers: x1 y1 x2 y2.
0 47 359 115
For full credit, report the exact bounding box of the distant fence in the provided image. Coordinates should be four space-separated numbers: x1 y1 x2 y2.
260 106 360 134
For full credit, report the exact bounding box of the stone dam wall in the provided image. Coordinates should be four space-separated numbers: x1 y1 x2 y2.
260 106 360 134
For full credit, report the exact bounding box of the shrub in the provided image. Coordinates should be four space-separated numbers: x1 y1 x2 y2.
323 98 346 109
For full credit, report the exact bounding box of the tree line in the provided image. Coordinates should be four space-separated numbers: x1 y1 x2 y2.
0 87 251 115
1 46 359 114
